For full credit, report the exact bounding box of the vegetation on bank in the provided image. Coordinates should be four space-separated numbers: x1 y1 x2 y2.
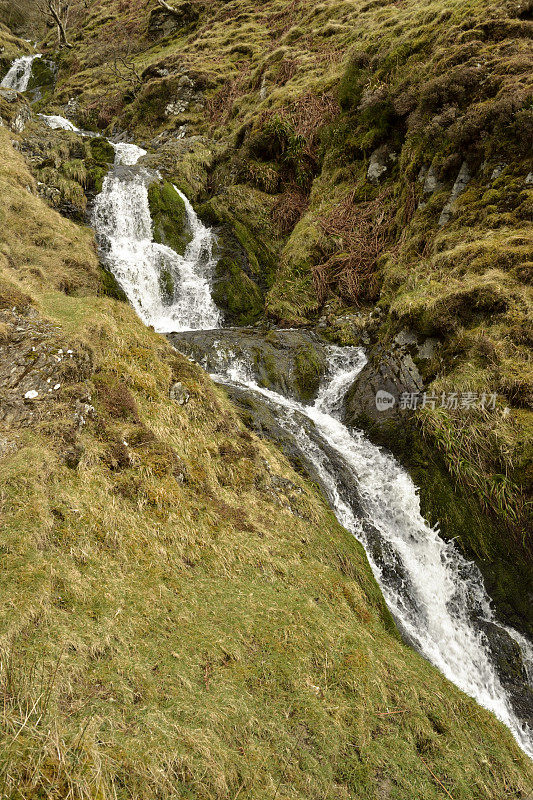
1 125 531 797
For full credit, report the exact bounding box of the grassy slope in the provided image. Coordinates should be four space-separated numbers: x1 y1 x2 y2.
40 0 533 579
0 111 532 800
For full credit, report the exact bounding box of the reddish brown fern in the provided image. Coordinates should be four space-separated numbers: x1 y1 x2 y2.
313 192 391 304
271 184 310 235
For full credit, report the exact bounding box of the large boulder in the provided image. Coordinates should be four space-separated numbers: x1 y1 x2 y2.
343 330 429 434
168 328 328 404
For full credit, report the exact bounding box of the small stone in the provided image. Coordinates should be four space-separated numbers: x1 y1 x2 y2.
491 164 506 181
170 381 190 405
367 151 388 184
24 389 38 400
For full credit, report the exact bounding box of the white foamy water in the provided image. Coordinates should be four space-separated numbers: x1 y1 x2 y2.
1 55 41 92
209 347 533 759
38 114 80 132
92 143 221 332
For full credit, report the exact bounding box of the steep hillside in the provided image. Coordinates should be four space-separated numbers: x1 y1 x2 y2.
22 0 532 626
0 1 533 797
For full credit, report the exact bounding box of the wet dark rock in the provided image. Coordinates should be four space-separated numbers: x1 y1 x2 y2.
168 327 328 403
478 619 533 729
343 338 425 433
26 58 56 103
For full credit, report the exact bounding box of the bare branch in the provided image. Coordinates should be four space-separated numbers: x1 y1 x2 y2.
36 0 73 48
157 0 182 15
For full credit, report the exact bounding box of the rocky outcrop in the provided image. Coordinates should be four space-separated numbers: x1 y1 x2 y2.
147 2 199 39
196 186 281 325
168 327 328 403
0 87 31 131
0 306 92 429
147 180 192 258
343 329 434 433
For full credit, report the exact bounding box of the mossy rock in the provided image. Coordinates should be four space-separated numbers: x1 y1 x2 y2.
211 256 263 326
0 57 12 82
198 189 278 287
86 163 109 195
148 180 192 256
159 267 175 302
147 2 199 39
89 137 115 164
99 266 128 302
198 188 281 323
26 58 56 92
293 344 325 403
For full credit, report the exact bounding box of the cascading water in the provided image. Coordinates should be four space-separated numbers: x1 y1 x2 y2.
208 347 533 758
92 143 221 333
1 54 41 92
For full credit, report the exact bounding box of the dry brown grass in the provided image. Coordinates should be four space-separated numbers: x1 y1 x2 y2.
271 183 310 235
206 68 252 125
314 191 391 304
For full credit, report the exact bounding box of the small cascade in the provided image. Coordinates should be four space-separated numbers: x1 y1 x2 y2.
92 143 221 333
1 55 41 92
38 114 81 132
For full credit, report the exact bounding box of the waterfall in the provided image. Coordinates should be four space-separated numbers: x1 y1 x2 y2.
92 143 221 333
209 348 533 758
9 70 530 755
1 55 41 92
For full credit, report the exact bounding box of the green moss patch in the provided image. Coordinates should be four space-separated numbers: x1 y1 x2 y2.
147 180 192 256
